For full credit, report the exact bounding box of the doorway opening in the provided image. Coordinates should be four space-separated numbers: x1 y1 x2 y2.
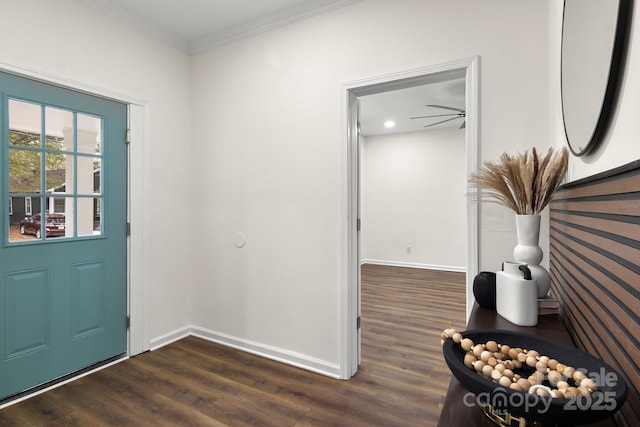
340 57 479 379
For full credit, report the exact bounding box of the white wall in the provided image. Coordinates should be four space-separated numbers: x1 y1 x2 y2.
0 0 193 341
360 129 466 271
190 0 549 371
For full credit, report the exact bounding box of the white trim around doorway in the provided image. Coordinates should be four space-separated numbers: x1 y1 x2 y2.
339 57 479 379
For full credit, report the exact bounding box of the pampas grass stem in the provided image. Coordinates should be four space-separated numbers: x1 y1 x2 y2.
469 147 568 215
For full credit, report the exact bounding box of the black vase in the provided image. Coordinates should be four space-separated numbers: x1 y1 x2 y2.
473 271 496 309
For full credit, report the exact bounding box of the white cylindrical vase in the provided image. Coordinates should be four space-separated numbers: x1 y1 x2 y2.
513 214 550 298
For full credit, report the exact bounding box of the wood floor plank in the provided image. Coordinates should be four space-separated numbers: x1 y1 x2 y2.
0 264 466 426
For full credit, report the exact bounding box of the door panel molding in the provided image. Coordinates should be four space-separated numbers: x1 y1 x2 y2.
5 268 51 358
71 260 107 338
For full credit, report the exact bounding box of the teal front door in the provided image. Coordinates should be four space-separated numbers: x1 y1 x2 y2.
1 71 127 400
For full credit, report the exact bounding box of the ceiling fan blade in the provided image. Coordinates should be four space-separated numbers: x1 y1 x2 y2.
425 104 465 113
423 116 461 128
410 113 461 120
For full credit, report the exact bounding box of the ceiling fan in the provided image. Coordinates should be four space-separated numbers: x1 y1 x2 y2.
411 104 466 129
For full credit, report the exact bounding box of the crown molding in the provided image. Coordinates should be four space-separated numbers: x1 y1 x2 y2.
77 0 189 52
77 0 360 55
188 0 360 54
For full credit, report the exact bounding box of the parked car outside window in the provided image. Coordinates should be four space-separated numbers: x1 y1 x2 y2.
19 213 66 239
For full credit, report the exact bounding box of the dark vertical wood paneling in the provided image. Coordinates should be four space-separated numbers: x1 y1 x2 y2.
550 161 640 427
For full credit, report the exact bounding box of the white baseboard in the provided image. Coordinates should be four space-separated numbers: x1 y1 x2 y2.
360 259 466 273
150 325 341 379
149 326 191 351
191 326 341 378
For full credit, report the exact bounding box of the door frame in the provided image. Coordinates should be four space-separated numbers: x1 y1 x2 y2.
0 61 150 358
339 57 479 379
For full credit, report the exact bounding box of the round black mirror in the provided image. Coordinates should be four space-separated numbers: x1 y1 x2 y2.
561 0 629 156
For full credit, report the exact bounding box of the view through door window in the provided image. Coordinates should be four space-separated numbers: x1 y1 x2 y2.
8 99 103 242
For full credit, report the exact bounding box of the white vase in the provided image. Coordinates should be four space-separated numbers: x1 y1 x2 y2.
513 214 550 298
496 261 538 326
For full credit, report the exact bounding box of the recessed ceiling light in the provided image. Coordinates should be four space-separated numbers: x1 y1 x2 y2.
384 120 396 128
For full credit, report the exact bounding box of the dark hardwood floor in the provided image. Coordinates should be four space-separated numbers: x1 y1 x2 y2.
0 264 466 426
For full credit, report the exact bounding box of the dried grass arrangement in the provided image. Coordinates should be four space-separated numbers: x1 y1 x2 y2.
469 147 569 215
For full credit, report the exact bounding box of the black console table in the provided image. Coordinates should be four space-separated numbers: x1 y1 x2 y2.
437 304 615 427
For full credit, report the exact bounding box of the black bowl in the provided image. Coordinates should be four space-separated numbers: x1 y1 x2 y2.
442 330 627 424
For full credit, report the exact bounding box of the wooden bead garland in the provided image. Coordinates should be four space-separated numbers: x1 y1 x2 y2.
441 328 599 399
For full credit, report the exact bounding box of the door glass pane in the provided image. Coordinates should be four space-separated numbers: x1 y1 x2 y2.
77 156 99 196
87 197 102 236
93 158 102 195
9 99 41 148
9 148 41 194
45 211 67 239
77 114 101 155
49 196 71 240
45 107 72 152
63 202 75 237
45 152 68 193
77 197 97 237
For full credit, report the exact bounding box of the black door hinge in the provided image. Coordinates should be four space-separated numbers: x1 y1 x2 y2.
357 316 361 329
126 315 130 329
